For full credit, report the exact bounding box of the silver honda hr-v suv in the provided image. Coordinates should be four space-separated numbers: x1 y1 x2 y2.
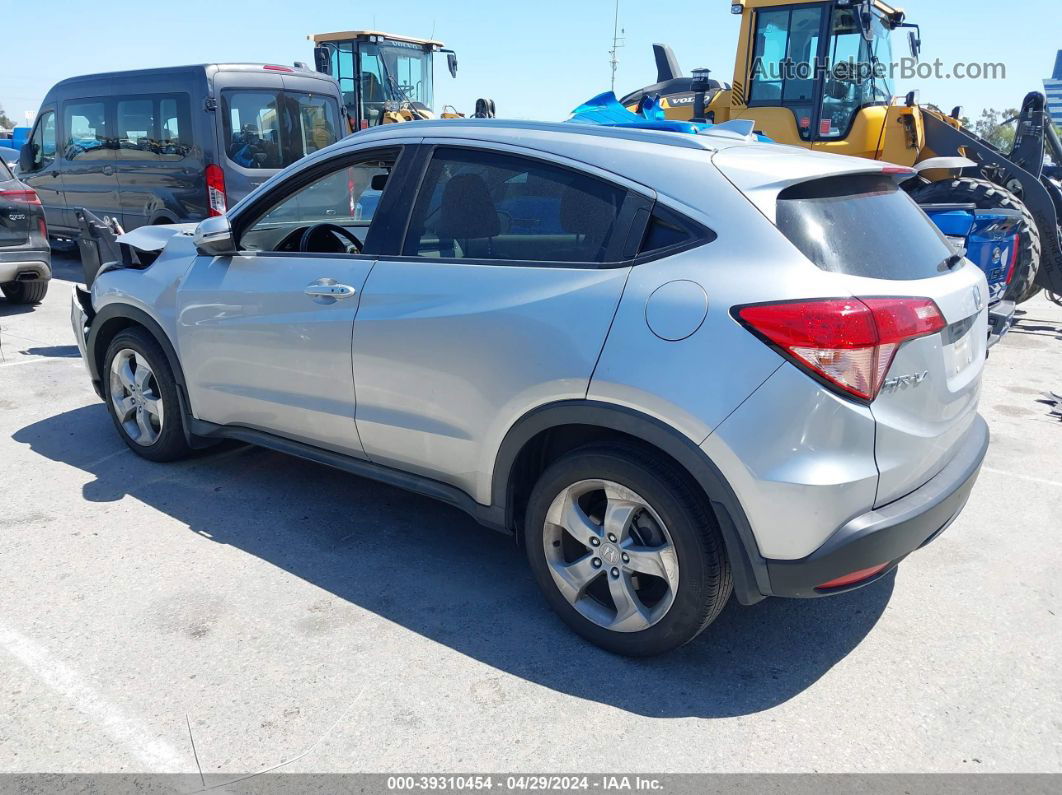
71 119 989 656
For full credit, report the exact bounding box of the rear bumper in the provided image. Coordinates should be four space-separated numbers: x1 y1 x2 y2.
0 254 51 283
987 300 1015 349
764 413 989 598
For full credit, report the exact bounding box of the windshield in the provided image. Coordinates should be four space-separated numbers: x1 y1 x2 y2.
327 40 435 128
358 42 434 126
221 90 340 170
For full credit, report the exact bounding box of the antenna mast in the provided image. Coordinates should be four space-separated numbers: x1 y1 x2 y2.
609 0 624 93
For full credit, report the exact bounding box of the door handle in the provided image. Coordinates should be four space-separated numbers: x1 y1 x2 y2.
304 278 357 300
102 165 115 176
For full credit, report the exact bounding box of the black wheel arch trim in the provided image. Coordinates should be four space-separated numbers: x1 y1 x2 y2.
491 400 770 605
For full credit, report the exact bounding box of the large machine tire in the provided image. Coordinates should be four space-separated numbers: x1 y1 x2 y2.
910 178 1041 304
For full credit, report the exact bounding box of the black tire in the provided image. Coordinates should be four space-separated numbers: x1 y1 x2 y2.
1 280 49 305
909 177 1041 304
524 442 732 656
103 327 193 462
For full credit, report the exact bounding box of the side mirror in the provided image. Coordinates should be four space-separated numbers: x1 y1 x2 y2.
193 215 236 256
859 2 874 42
446 51 458 79
313 45 332 75
19 143 35 173
907 30 922 61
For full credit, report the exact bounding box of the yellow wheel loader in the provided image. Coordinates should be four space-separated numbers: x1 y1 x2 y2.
309 30 495 129
621 0 1062 302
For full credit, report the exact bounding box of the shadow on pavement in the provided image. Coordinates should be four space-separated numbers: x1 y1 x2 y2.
0 300 39 317
21 345 81 358
14 403 894 719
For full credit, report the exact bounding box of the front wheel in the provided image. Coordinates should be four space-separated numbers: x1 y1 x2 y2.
524 443 732 656
103 328 193 462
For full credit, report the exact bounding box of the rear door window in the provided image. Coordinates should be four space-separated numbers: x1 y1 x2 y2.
638 206 715 257
63 100 110 161
115 94 193 161
776 174 954 279
403 147 627 265
222 90 341 170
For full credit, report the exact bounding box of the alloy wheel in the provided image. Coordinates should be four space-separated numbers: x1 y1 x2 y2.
542 479 679 633
109 349 164 446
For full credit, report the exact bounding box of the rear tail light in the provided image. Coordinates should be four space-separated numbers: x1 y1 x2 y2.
38 217 48 238
205 164 227 217
816 563 890 591
0 189 42 205
735 297 946 401
1004 234 1020 284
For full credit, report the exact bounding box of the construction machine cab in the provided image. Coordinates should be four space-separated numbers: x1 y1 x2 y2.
309 31 459 129
734 0 906 151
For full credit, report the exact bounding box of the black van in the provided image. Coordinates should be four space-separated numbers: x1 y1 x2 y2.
19 63 346 238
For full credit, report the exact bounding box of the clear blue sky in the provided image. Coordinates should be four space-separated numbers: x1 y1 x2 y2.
1 0 1057 125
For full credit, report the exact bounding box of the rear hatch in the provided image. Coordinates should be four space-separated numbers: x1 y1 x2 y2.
0 161 32 248
773 171 988 506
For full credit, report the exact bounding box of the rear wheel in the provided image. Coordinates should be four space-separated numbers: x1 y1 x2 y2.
910 177 1041 304
1 280 49 305
524 443 732 656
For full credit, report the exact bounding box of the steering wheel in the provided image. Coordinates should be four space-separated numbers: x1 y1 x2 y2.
298 223 363 254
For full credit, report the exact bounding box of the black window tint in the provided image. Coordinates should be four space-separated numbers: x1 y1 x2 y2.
404 148 627 264
63 100 110 161
639 207 714 255
776 174 954 280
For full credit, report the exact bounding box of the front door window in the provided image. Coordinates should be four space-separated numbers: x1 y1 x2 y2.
28 111 57 170
240 151 398 253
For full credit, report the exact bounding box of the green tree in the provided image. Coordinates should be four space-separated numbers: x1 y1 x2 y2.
972 107 1020 152
0 103 14 130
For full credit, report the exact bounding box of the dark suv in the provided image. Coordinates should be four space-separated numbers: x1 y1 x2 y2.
0 156 50 304
18 63 345 240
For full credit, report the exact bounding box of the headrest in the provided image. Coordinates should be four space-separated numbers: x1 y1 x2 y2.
437 173 500 240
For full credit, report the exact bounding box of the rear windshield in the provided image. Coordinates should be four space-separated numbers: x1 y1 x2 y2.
0 157 11 180
222 90 341 170
777 174 954 280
